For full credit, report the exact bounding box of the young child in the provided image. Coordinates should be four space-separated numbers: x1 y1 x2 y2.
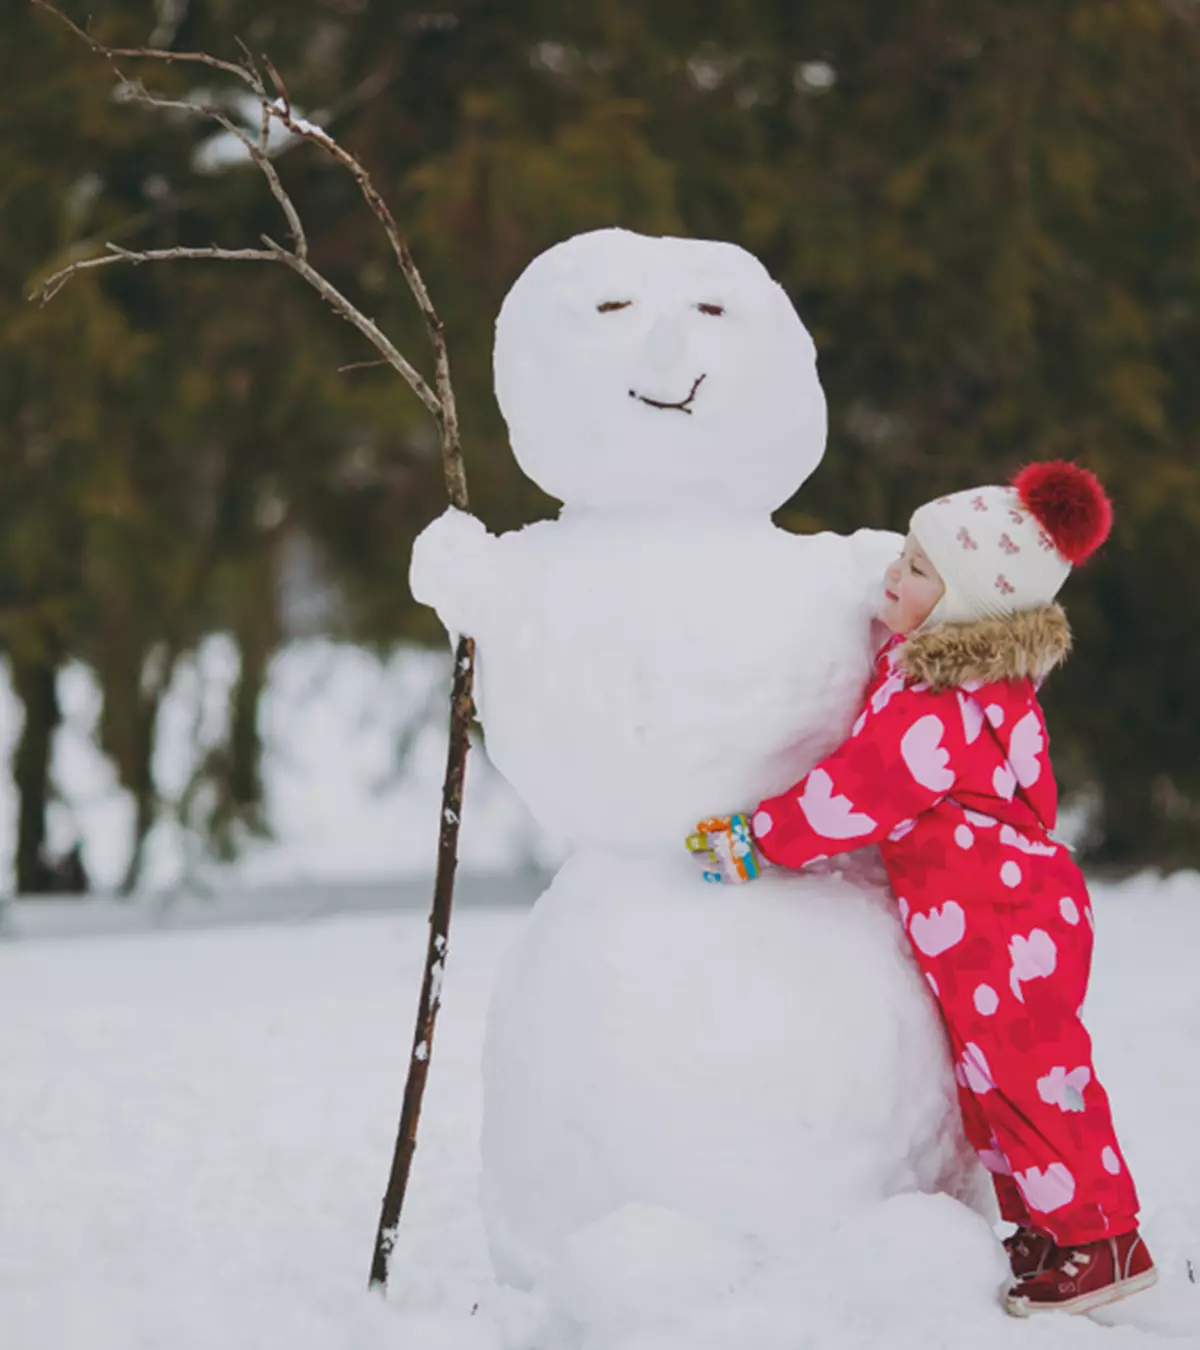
688 461 1155 1318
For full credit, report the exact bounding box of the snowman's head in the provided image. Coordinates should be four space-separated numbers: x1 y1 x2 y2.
494 228 827 514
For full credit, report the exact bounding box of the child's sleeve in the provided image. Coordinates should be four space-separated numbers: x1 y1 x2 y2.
751 682 965 870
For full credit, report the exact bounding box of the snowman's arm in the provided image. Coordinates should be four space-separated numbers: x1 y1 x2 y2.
748 681 963 870
409 506 499 642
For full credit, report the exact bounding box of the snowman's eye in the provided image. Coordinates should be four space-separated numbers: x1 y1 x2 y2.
597 300 632 313
697 302 725 316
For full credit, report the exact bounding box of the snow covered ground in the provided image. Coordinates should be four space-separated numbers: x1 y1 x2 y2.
2 870 1198 1349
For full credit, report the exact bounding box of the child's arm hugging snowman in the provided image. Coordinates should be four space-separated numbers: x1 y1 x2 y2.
687 676 962 883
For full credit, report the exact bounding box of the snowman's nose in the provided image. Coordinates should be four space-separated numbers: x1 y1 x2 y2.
640 316 686 373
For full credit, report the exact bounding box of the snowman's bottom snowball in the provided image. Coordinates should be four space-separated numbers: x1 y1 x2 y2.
541 1204 754 1347
535 1195 1009 1350
480 849 985 1290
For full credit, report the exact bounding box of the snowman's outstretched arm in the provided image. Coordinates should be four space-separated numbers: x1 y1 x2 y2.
410 506 498 641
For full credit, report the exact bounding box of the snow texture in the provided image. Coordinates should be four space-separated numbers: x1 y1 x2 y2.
0 871 1197 1349
412 228 984 1288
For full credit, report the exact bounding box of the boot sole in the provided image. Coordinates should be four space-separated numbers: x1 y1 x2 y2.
1005 1267 1158 1318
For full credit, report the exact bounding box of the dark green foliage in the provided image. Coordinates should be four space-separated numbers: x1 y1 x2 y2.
3 0 1197 883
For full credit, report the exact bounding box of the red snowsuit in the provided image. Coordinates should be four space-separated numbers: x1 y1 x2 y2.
750 614 1139 1245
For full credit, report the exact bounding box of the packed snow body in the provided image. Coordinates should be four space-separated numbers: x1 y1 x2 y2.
410 227 981 1288
481 850 983 1289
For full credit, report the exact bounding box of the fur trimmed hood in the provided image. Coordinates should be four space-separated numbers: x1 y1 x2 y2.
896 603 1072 691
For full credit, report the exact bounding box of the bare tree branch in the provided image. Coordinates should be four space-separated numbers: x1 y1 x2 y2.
103 70 310 260
263 53 291 119
33 233 440 417
34 243 280 303
324 61 396 127
261 101 467 506
338 359 391 374
30 0 458 441
27 0 454 408
266 239 441 417
233 36 263 87
30 0 259 86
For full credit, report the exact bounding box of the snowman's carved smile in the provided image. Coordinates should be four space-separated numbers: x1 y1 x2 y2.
628 373 707 414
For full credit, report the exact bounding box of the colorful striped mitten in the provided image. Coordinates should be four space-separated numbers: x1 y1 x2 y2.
685 813 766 884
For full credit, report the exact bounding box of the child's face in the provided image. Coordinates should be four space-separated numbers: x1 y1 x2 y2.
882 534 945 635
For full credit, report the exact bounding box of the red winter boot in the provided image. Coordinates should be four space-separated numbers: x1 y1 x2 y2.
1004 1230 1157 1317
1003 1227 1054 1281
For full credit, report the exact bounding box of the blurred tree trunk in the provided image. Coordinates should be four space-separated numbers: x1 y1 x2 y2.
227 576 273 829
228 643 265 820
119 685 160 896
11 635 61 894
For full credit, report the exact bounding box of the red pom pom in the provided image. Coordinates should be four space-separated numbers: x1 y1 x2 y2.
1013 460 1112 564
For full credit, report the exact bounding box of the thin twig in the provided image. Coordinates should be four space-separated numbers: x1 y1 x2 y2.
233 36 262 86
267 239 440 416
630 372 707 414
325 61 396 126
34 244 279 303
262 53 291 118
338 359 391 374
107 73 308 260
260 101 467 507
30 0 257 85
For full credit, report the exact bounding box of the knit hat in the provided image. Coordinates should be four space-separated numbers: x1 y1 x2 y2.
910 461 1112 627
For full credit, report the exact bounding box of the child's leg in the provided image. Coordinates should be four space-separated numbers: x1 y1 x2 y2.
953 1074 1032 1227
918 886 1140 1246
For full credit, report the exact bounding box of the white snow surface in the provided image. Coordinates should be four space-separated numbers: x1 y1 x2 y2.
1 870 1198 1349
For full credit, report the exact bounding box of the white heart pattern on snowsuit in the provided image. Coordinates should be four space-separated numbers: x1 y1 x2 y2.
909 901 967 957
900 715 955 793
1009 929 1058 1003
1014 1162 1076 1214
796 768 878 840
1037 1065 1091 1113
1008 710 1046 788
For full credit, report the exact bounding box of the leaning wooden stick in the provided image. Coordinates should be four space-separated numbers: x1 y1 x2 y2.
29 0 475 1294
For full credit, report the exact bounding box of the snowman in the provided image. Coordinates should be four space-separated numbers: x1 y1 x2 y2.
410 228 982 1290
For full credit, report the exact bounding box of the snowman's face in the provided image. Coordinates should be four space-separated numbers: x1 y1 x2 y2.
494 229 827 513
